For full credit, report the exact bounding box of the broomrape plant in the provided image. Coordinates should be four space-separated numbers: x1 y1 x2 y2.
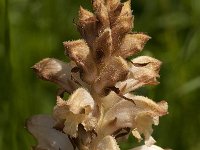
26 0 169 149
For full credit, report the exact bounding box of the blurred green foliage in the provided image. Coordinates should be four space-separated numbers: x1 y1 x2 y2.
0 0 200 149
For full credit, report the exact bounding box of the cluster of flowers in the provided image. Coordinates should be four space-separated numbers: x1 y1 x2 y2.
27 0 169 149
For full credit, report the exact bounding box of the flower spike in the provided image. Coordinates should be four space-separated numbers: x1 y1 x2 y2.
27 0 169 150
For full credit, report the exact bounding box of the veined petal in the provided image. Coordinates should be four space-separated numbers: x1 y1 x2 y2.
32 58 78 93
99 95 168 140
26 115 73 150
53 88 97 137
101 91 121 111
67 88 95 114
116 56 161 94
131 56 162 74
63 112 87 137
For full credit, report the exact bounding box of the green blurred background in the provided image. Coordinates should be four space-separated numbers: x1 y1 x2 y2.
0 0 200 149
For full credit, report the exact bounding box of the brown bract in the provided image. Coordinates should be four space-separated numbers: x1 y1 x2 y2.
27 0 168 150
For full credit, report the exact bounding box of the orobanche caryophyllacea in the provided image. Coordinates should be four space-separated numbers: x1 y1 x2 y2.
26 0 169 149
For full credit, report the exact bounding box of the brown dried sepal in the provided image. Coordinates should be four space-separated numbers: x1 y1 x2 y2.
93 28 112 62
63 40 97 84
78 7 97 47
111 0 133 50
116 56 162 94
115 33 151 58
31 58 78 93
93 0 110 32
105 0 123 25
93 57 129 95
